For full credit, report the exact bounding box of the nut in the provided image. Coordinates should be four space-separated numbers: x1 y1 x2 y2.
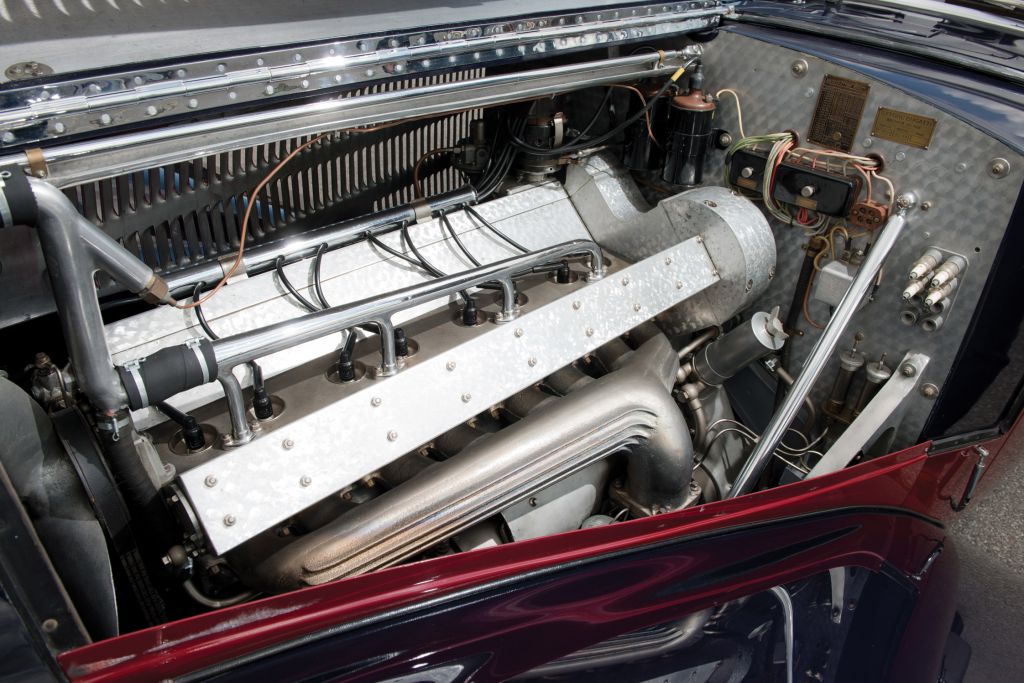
223 514 236 527
920 383 939 399
204 475 218 488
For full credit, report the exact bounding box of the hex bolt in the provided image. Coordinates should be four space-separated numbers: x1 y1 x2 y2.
371 396 382 407
446 361 456 371
514 327 524 338
585 327 595 337
282 438 295 450
300 476 312 487
528 357 538 367
223 514 236 527
387 430 399 441
204 475 218 488
900 363 917 378
461 393 472 403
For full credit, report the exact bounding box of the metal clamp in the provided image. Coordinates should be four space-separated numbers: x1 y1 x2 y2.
951 445 991 511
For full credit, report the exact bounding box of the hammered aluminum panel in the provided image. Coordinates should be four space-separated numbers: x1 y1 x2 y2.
107 182 591 429
181 237 718 553
700 30 1024 446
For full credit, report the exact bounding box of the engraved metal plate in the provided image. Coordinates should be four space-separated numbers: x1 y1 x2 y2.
871 107 937 149
807 75 871 152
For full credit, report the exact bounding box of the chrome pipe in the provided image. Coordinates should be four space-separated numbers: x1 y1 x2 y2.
161 186 477 294
211 239 604 374
728 195 916 498
218 374 254 446
249 333 691 591
29 180 131 413
770 586 795 683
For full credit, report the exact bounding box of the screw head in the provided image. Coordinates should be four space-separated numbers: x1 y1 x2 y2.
900 363 917 377
790 59 808 77
921 201 932 211
204 475 218 488
282 438 295 450
633 303 642 312
461 393 472 403
572 300 582 310
989 158 1010 179
446 361 456 371
387 430 399 441
585 327 594 337
895 151 907 162
99 113 112 125
145 105 158 116
371 396 382 407
300 475 312 487
514 327 524 338
862 138 873 148
223 514 236 527
528 357 538 367
921 383 938 399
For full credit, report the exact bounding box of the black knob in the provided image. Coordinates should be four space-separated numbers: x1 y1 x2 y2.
252 387 274 420
556 260 571 284
337 349 356 382
394 328 409 357
462 299 478 326
181 415 206 451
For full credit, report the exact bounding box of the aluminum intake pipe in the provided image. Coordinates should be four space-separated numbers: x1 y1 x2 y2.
248 332 692 592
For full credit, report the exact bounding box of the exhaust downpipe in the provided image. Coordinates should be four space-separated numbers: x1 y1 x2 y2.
250 332 693 592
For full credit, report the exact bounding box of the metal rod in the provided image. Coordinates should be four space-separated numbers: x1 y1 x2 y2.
162 186 477 294
770 586 795 683
211 239 604 374
727 194 916 498
4 50 694 188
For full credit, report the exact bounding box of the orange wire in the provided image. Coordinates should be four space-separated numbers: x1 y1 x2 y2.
609 84 657 144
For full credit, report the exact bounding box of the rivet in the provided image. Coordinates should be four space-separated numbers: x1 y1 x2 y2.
633 303 642 312
217 63 227 72
187 98 199 109
862 138 873 148
176 69 187 78
621 276 630 286
446 361 456 371
301 79 310 88
294 53 303 62
921 383 939 399
99 113 112 125
664 257 673 266
895 151 907 162
585 327 594 337
300 475 312 487
371 396 382 407
133 75 145 85
204 475 218 488
461 393 472 403
265 85 275 95
53 122 66 133
41 619 58 633
514 327 524 337
955 162 968 174
528 357 538 367
282 438 295 450
257 57 266 65
676 280 684 289
572 300 582 310
921 201 933 211
223 514 236 527
387 430 399 441
145 105 158 116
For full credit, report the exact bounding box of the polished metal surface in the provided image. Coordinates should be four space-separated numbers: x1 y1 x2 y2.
179 236 718 553
729 199 915 498
0 50 698 188
0 2 724 146
109 182 590 430
567 158 776 334
249 333 691 589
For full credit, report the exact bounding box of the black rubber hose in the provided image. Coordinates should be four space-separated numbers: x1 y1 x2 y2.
274 256 320 313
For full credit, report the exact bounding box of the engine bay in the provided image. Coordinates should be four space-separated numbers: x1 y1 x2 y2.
0 2 1020 648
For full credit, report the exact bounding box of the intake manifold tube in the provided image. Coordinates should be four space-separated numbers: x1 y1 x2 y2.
247 332 692 592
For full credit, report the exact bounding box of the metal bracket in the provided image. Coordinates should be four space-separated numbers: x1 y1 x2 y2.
951 445 991 512
828 567 846 624
808 351 930 479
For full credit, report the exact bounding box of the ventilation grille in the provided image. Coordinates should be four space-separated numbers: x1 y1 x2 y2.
62 70 483 276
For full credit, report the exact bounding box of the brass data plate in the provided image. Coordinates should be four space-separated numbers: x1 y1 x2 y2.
871 107 936 149
807 75 870 153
